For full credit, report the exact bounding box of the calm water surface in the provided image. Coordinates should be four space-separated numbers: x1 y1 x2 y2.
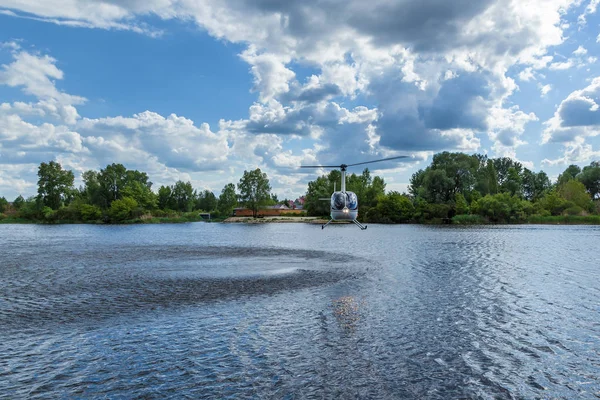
1 223 599 399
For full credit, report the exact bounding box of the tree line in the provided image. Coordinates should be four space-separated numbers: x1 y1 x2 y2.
2 152 600 224
0 162 275 223
303 152 600 224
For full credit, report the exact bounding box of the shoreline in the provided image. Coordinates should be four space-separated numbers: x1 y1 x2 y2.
2 215 600 226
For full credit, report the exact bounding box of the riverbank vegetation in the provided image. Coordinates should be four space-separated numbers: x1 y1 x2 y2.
1 152 599 224
304 152 600 224
0 162 275 224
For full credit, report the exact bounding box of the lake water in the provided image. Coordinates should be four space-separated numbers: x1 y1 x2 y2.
1 223 599 399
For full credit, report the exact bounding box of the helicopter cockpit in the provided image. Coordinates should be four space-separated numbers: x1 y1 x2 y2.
331 191 358 211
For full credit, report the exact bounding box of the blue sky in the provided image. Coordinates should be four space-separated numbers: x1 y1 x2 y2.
1 0 600 201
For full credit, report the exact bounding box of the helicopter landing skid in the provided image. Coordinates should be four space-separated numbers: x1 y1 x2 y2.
321 219 367 230
352 219 367 230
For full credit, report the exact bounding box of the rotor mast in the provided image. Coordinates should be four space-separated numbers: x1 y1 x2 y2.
340 164 347 192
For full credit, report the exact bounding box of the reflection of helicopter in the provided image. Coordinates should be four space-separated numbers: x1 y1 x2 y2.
301 156 409 230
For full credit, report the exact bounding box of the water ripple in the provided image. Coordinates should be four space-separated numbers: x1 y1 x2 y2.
1 224 599 399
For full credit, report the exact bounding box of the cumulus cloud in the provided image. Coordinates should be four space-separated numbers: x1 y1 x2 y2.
543 77 600 143
0 47 85 124
0 0 589 197
77 111 230 171
542 77 600 164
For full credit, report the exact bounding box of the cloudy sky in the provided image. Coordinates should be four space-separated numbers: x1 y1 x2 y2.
1 0 600 201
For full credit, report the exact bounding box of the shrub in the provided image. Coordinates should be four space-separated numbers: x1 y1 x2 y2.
564 206 584 216
109 197 138 222
80 204 102 221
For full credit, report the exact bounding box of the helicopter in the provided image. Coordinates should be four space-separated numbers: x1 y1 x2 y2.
300 156 409 230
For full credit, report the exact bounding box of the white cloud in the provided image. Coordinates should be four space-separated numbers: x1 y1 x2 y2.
518 67 536 81
578 0 600 25
573 45 588 55
77 111 230 171
549 60 574 70
0 0 592 198
542 77 600 164
542 137 600 165
0 49 86 124
538 83 552 96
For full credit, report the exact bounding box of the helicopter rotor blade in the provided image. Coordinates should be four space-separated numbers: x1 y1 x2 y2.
299 165 341 168
346 155 410 168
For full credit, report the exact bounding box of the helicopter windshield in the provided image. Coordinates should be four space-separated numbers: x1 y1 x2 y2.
331 192 359 210
346 192 358 210
332 192 346 210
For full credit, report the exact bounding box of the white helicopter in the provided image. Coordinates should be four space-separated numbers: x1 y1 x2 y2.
301 156 409 230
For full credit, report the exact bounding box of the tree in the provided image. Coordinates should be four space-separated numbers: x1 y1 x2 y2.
218 183 238 216
171 181 195 212
122 181 157 210
305 175 333 216
493 157 522 189
0 197 8 213
557 164 581 186
577 161 600 199
422 169 455 203
522 169 551 202
558 180 593 211
238 168 272 218
196 189 217 211
369 192 414 223
12 195 25 210
503 167 522 197
37 161 75 210
82 170 103 207
365 176 386 207
474 160 498 196
96 163 128 207
158 185 174 210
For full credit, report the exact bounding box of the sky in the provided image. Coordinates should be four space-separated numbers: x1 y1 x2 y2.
1 0 600 201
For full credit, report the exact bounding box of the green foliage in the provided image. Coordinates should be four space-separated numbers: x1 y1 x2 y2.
37 161 75 210
475 193 532 223
109 197 138 222
0 197 8 213
195 189 217 211
238 168 272 218
17 196 43 220
366 192 414 223
122 181 157 210
80 204 103 221
12 195 25 210
305 174 335 216
522 169 551 202
557 180 593 211
455 193 469 215
158 185 174 210
171 181 195 212
217 183 238 216
577 161 600 199
557 164 581 186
